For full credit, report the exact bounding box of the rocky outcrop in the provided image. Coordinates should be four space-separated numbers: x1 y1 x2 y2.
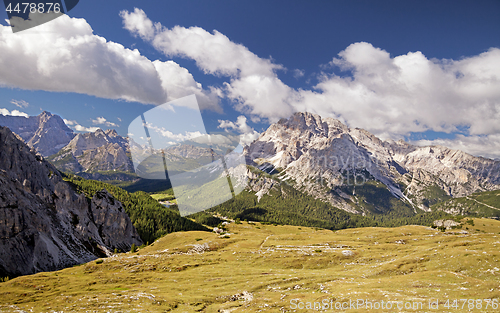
48 128 134 176
0 111 75 156
91 190 142 252
0 126 142 278
244 112 500 213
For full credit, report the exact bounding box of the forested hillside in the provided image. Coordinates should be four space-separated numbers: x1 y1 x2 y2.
192 174 455 230
63 174 208 243
432 189 500 217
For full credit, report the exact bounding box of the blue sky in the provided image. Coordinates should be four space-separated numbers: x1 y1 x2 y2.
0 0 499 158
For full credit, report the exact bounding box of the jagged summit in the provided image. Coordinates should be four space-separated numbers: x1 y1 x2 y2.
49 127 133 175
0 111 75 156
245 112 500 214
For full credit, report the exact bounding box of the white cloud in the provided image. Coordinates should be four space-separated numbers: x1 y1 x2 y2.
0 12 218 110
0 108 29 118
218 115 260 146
145 122 204 142
63 119 76 126
120 9 500 159
152 60 221 111
293 69 305 79
121 8 287 117
295 43 500 140
10 99 29 108
64 118 99 132
92 116 118 128
75 125 100 132
121 8 281 78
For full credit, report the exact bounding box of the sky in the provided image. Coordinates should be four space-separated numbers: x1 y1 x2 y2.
0 0 499 159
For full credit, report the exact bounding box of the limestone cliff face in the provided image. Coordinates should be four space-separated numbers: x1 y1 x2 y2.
0 111 75 156
244 112 500 213
0 127 142 278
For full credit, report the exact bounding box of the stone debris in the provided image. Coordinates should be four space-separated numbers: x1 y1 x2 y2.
342 250 355 257
229 291 254 302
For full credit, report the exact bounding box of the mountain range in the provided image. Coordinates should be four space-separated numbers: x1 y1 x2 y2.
244 112 500 215
1 110 499 217
0 111 74 156
0 111 136 181
47 128 134 180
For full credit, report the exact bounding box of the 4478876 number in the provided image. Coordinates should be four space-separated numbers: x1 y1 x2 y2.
6 2 61 14
444 299 498 310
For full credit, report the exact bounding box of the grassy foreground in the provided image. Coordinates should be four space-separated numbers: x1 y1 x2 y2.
1 218 500 312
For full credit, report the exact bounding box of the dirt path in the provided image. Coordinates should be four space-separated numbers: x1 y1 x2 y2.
259 235 271 249
466 196 500 211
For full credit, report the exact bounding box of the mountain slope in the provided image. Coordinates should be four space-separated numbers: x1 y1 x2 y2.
432 189 500 217
244 112 500 214
0 126 141 277
63 174 210 244
0 111 75 156
194 165 454 229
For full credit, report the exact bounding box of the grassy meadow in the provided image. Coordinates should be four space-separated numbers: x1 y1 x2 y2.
1 218 500 312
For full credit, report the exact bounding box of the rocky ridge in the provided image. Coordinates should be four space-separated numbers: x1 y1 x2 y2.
244 112 500 214
0 111 75 156
48 128 134 177
0 126 142 277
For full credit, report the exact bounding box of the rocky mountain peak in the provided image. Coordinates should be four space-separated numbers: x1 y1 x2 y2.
105 129 119 138
48 127 133 177
245 111 500 214
0 111 74 156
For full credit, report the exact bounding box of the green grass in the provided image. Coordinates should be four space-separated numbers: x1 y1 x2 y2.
1 218 499 312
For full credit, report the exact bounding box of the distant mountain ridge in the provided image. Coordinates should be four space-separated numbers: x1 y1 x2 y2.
244 112 500 214
48 128 134 178
0 111 75 156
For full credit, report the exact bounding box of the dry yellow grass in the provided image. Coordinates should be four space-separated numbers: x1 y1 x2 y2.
1 218 499 312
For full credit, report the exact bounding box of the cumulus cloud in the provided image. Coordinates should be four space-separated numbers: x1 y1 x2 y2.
298 43 500 139
0 108 29 117
63 118 99 132
121 9 500 157
120 9 500 159
63 119 75 126
145 122 204 142
0 12 219 110
75 125 100 132
92 116 118 127
218 115 260 146
10 99 29 108
121 8 291 119
293 69 305 79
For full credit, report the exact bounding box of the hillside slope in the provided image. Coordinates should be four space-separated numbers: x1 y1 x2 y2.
0 126 141 277
1 219 499 312
432 189 500 217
